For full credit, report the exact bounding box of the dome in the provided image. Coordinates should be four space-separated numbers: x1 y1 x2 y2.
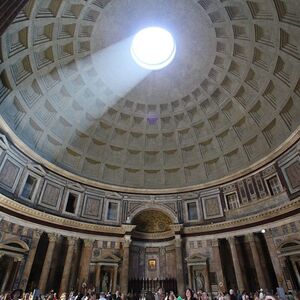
0 0 299 191
0 1 300 294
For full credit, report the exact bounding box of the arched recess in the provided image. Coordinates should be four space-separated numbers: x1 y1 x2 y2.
127 208 179 293
278 240 300 255
0 239 29 292
278 240 300 290
0 238 29 257
131 210 173 234
127 204 179 224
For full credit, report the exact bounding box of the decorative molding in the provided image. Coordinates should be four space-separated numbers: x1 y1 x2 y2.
27 164 46 176
184 197 300 235
0 194 299 236
0 194 128 235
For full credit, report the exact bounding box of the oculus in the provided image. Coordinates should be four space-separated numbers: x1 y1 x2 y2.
131 27 176 70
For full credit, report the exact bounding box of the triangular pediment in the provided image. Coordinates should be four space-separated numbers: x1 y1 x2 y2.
27 164 46 176
67 181 84 191
0 134 9 150
185 253 207 263
98 253 121 263
105 192 122 200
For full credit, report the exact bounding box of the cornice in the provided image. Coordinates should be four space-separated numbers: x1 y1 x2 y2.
131 230 174 240
183 197 300 235
0 195 125 236
0 118 299 194
0 194 299 236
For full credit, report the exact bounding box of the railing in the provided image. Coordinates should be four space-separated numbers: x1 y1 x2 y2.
128 278 177 294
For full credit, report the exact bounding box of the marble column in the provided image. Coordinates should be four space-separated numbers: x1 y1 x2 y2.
78 239 94 288
95 264 101 292
212 239 226 290
174 235 185 296
290 259 300 287
19 230 42 290
120 236 131 294
187 266 192 289
113 265 118 292
1 257 14 292
228 237 244 291
264 231 288 290
69 240 81 290
11 257 23 290
247 234 267 289
59 237 77 296
204 263 210 294
39 233 59 293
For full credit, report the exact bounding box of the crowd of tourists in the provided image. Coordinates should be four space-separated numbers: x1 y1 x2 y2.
0 287 299 300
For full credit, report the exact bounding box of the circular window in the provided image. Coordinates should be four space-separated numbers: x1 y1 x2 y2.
131 27 176 70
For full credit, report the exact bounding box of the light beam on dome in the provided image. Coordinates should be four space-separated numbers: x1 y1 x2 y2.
131 27 176 70
90 37 151 103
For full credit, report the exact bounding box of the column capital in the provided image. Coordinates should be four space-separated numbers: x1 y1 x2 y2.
32 229 43 239
211 239 219 247
67 236 77 246
174 235 182 247
48 233 59 242
264 229 273 239
227 236 236 245
245 233 255 243
123 235 132 247
13 256 23 262
121 224 136 233
83 239 94 248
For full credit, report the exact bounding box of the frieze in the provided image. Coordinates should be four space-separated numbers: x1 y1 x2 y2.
123 194 150 201
93 248 101 258
222 184 236 193
132 230 174 240
1 194 299 236
162 202 177 214
128 201 143 214
184 197 300 234
0 195 128 235
180 192 200 200
262 165 276 177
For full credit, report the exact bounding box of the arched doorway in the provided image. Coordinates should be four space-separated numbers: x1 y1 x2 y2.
128 210 178 294
0 239 29 292
278 240 300 290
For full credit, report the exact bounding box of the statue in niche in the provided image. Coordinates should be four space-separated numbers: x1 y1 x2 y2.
101 272 110 292
194 270 205 291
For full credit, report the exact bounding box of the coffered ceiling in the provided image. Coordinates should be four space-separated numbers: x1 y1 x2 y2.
0 0 299 189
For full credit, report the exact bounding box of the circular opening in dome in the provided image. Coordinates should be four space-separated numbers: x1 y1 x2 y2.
131 27 176 70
